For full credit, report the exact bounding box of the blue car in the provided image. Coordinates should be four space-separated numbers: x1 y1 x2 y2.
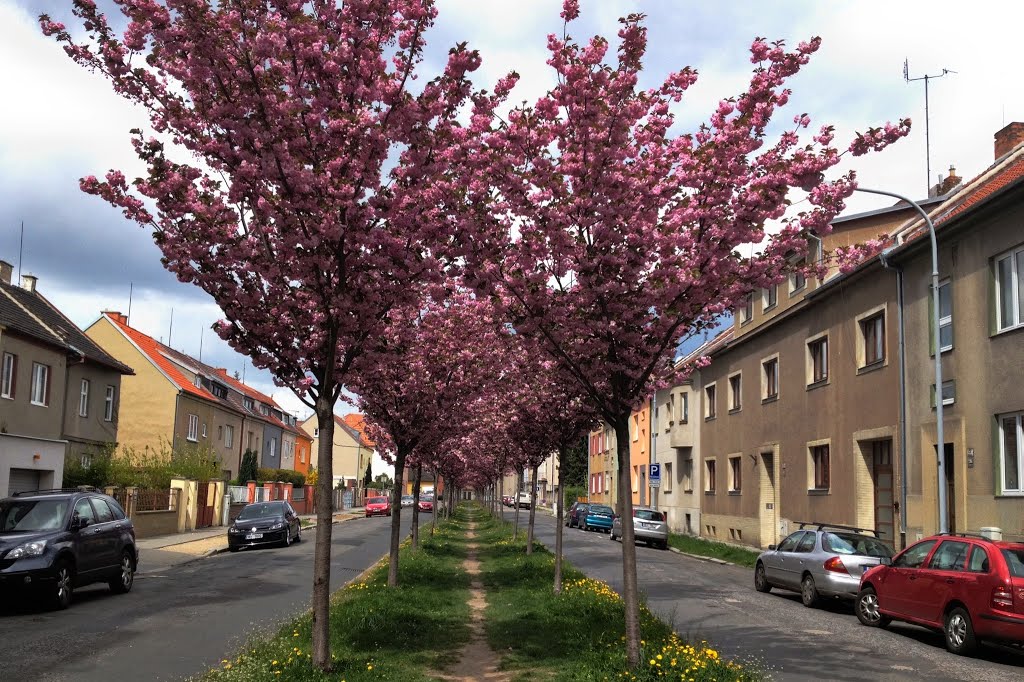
580 504 615 533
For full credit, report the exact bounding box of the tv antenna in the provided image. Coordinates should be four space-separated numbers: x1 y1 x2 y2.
904 60 955 195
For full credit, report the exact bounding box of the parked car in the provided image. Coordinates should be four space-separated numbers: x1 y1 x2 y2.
0 488 138 610
517 492 531 509
365 497 392 517
611 507 669 549
579 504 615 533
856 533 1024 655
754 523 894 607
566 502 590 528
228 501 301 551
418 498 434 513
401 495 415 507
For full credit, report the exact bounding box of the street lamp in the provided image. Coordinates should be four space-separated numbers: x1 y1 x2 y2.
855 187 947 534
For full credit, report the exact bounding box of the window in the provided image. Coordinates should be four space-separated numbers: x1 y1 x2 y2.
705 459 716 493
212 383 227 399
298 445 305 463
796 533 817 553
269 438 277 458
704 384 717 419
763 358 778 401
937 279 953 351
1 352 15 399
810 444 830 490
260 404 269 416
244 397 254 411
91 497 114 524
30 362 49 406
791 270 806 294
776 532 803 552
194 375 202 388
79 379 90 417
728 374 741 411
861 313 885 365
928 540 970 571
729 456 741 493
999 412 1024 494
104 386 115 421
663 462 673 493
739 293 753 324
313 427 319 438
764 284 778 311
631 414 639 442
680 391 688 423
682 458 693 492
225 424 234 448
247 431 255 449
968 546 990 573
187 414 199 441
930 380 956 408
995 245 1024 331
894 540 937 569
73 499 96 526
808 336 828 384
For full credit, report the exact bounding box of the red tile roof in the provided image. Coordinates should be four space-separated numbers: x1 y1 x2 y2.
342 413 375 447
935 157 1024 226
106 313 214 401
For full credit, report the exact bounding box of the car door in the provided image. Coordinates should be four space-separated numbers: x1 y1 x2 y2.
285 503 300 535
763 532 804 586
87 497 121 572
916 540 972 625
882 539 938 618
71 498 102 578
787 531 818 589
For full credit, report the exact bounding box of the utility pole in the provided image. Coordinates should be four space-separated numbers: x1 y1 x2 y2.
904 60 955 195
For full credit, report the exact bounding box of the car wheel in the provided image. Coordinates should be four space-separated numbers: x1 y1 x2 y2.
109 550 135 594
855 587 890 627
51 559 74 610
283 527 293 547
659 540 669 550
294 526 302 543
944 606 978 656
609 532 616 541
800 574 819 608
754 562 772 593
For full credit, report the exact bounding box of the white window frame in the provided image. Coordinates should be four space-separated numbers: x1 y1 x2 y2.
30 362 49 407
225 424 234 448
995 245 1024 332
998 412 1024 495
739 293 753 324
187 414 199 441
79 379 90 417
1 352 15 399
244 397 254 411
269 438 277 458
728 371 742 412
663 461 673 493
728 455 742 493
763 284 778 311
104 386 115 421
790 270 807 294
680 391 689 423
931 380 956 407
704 382 717 420
937 278 953 352
762 354 779 401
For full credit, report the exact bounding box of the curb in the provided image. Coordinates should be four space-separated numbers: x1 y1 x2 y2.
200 515 357 559
668 546 736 566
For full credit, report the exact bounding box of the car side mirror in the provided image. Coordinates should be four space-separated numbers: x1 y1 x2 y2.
767 544 777 551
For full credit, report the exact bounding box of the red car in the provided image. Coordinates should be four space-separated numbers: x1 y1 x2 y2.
856 533 1024 655
418 498 433 513
364 496 391 517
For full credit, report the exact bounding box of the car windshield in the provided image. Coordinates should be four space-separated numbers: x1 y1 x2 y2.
0 499 70 532
369 497 388 504
634 509 664 521
237 503 283 520
402 496 414 501
1002 547 1024 577
589 505 613 515
822 532 894 558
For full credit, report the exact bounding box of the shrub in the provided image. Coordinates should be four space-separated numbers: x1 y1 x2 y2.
239 449 259 482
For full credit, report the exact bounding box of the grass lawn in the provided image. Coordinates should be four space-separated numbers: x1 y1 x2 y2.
193 517 473 682
474 511 763 681
667 533 761 568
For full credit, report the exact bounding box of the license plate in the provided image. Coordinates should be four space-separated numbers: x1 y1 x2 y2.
638 522 651 528
246 533 263 540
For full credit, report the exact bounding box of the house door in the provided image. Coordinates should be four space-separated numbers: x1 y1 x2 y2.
872 440 894 546
196 480 214 528
944 444 955 533
759 452 776 548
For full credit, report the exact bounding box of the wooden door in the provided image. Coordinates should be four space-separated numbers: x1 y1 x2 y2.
872 440 894 546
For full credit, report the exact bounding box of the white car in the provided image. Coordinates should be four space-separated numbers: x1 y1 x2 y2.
516 492 531 508
400 495 415 507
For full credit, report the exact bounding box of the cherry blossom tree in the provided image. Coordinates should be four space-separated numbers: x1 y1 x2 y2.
41 0 500 670
462 1 910 667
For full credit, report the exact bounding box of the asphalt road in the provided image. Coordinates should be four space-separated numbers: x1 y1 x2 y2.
504 507 1024 682
0 512 414 682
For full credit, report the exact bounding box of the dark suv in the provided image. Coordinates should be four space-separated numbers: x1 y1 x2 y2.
0 488 138 609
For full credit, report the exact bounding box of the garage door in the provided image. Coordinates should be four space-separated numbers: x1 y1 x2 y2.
8 468 42 495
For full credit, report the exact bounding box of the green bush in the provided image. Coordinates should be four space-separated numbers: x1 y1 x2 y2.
255 467 306 487
64 441 221 489
238 449 259 482
562 484 586 505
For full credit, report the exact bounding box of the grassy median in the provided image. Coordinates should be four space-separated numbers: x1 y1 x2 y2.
474 512 763 681
667 533 761 568
194 518 472 682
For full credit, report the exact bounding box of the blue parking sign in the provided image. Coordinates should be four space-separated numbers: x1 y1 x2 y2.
649 463 661 487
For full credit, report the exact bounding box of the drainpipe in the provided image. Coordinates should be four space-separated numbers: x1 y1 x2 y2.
880 247 909 550
650 396 657 511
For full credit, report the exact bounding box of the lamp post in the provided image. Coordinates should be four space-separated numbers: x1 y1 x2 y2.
855 187 947 534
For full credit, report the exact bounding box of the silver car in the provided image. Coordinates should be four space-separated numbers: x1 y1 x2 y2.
611 507 669 549
754 523 894 607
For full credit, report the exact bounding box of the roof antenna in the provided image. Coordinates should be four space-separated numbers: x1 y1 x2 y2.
17 221 24 282
168 308 174 348
127 282 133 326
904 59 956 195
199 325 204 362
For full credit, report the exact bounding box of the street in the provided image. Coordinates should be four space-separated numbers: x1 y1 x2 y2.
508 507 1024 682
0 513 414 682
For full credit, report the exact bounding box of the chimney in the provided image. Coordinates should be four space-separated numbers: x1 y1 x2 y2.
994 122 1024 160
0 260 12 285
104 310 128 325
20 275 37 293
938 165 961 195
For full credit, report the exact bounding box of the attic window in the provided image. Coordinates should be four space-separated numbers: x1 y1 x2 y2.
244 397 254 410
212 384 227 399
194 375 202 388
260 404 269 415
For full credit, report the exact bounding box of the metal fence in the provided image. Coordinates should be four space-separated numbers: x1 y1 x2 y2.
228 486 250 504
292 486 305 501
254 487 270 502
134 488 179 512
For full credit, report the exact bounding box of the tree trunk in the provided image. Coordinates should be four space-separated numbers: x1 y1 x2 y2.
311 394 336 670
513 469 522 540
387 450 407 587
498 477 504 521
526 463 539 555
411 463 422 549
554 447 565 594
613 416 641 668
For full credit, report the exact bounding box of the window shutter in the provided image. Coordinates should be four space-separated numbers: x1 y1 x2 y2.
993 415 1003 496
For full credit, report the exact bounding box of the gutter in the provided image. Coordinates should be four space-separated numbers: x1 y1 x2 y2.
879 247 908 550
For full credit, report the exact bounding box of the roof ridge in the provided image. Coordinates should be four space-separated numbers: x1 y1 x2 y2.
0 285 65 346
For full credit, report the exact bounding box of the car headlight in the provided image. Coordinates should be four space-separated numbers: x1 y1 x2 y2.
7 539 47 559
229 526 242 533
271 522 284 530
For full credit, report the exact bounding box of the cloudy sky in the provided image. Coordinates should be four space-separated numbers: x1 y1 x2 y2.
2 0 1022 419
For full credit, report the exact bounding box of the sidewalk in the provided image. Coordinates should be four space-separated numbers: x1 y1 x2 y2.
136 509 365 575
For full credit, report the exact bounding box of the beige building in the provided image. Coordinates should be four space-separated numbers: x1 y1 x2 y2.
301 413 374 488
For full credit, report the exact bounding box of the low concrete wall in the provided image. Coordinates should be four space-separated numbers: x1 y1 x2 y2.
132 510 179 538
